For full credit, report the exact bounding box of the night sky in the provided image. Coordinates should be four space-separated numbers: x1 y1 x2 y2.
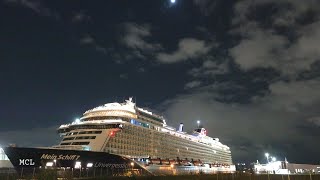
1 0 320 164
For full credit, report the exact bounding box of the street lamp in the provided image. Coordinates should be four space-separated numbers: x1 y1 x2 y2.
265 153 269 163
197 120 200 128
271 157 276 162
170 164 174 175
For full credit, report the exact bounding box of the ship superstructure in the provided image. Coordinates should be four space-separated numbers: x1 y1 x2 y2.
55 98 232 166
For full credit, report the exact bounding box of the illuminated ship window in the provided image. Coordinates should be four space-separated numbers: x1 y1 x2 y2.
68 124 121 131
75 136 96 140
79 131 102 134
130 119 150 128
72 142 90 145
62 137 75 141
60 142 71 145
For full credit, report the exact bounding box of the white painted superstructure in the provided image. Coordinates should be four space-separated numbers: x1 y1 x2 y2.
55 98 233 167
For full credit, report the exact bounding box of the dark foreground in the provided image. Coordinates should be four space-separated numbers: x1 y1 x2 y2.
1 170 320 180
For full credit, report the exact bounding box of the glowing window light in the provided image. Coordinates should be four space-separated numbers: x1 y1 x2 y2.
46 162 53 167
75 161 81 169
87 163 93 168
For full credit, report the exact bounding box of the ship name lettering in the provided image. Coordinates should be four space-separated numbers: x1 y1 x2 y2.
41 154 80 160
57 155 80 160
41 154 57 160
94 162 129 168
19 159 35 166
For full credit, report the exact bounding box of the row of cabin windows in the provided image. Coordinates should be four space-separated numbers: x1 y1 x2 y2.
60 142 90 145
81 111 163 124
79 131 102 134
82 115 162 127
68 124 120 131
81 116 121 121
137 110 163 123
65 131 102 136
62 136 96 141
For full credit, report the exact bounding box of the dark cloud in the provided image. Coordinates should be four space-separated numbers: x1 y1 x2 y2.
306 116 320 127
71 11 91 23
193 0 218 16
230 0 320 77
156 38 212 63
188 58 229 78
4 0 59 18
184 80 202 89
121 22 162 52
80 35 108 54
80 35 95 45
118 22 215 64
119 73 128 79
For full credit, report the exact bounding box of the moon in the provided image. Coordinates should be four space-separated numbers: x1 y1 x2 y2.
171 0 176 3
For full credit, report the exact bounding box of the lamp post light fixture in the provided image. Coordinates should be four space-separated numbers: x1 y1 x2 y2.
170 164 174 175
265 153 269 163
271 157 276 162
53 159 57 169
197 120 200 128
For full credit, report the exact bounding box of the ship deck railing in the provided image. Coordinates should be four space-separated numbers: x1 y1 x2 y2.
51 145 86 151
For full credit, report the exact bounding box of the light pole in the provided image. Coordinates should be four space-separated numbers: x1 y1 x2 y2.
197 120 200 128
265 153 269 163
130 162 134 172
170 164 174 175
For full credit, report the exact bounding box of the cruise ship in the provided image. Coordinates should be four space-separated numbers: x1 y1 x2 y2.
3 98 235 175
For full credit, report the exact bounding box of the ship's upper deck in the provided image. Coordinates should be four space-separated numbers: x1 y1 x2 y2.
81 98 165 123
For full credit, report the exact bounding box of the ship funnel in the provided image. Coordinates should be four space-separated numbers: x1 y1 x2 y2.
178 123 184 132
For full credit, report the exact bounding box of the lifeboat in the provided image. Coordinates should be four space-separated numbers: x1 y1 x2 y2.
181 158 191 166
161 159 170 165
169 159 177 165
149 158 161 164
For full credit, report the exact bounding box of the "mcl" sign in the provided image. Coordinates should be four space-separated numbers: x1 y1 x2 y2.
19 159 35 166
